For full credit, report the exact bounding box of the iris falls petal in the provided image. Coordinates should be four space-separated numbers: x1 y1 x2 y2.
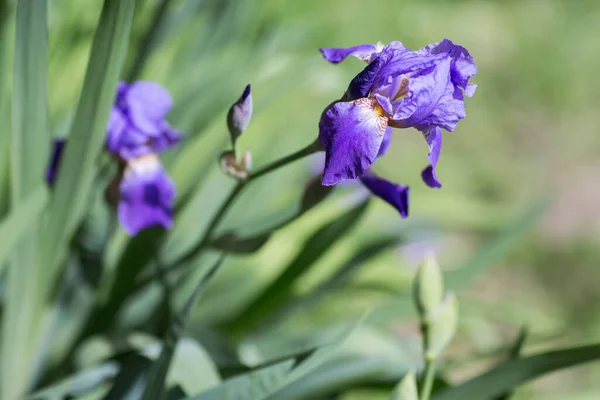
360 172 409 218
118 155 175 235
319 98 389 185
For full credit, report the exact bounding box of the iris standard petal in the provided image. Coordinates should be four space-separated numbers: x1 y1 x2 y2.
377 127 393 158
360 172 409 218
390 57 452 127
421 126 443 188
45 139 66 185
319 98 389 185
320 44 378 64
118 154 175 235
345 57 383 100
417 39 477 94
125 81 173 135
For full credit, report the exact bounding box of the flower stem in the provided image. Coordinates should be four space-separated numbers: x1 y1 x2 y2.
172 139 322 267
420 359 436 400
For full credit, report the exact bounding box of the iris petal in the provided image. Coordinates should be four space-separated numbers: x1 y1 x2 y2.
125 81 173 135
319 98 388 185
377 127 393 158
118 155 175 235
420 126 443 188
320 44 377 64
360 172 409 218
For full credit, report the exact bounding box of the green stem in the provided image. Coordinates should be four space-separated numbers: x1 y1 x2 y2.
420 359 436 400
171 139 322 267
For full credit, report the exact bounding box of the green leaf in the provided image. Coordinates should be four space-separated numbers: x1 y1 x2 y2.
190 359 296 400
40 0 135 289
207 176 334 254
0 186 48 272
210 232 272 254
391 371 418 400
29 362 119 400
139 255 226 400
433 343 600 400
493 327 528 400
224 199 370 335
190 314 367 400
2 1 48 398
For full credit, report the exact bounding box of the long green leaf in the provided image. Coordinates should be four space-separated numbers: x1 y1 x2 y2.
225 199 370 335
40 0 135 289
0 0 12 216
0 186 48 273
190 314 367 400
2 1 48 398
433 343 600 400
140 255 226 400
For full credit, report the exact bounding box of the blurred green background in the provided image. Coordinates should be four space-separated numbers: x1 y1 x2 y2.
2 0 600 399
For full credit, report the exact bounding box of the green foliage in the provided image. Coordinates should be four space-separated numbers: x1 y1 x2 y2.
0 1 598 400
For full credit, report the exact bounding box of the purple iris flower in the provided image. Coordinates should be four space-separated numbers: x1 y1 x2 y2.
107 81 181 160
319 39 477 189
46 81 181 236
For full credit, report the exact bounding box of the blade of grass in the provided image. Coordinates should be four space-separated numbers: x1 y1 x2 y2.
40 0 135 292
2 2 48 399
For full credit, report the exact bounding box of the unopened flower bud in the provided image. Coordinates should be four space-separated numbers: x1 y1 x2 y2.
425 292 459 360
391 370 418 400
412 252 444 320
219 150 251 180
227 84 252 144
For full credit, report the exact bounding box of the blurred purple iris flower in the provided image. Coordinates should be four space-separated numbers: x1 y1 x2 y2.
46 81 181 236
319 39 477 190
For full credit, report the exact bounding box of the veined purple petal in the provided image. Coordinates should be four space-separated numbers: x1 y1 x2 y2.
45 139 66 185
320 44 378 64
118 155 175 235
360 172 409 218
417 39 477 94
421 126 443 188
390 57 453 128
377 127 393 158
124 81 173 135
319 98 389 186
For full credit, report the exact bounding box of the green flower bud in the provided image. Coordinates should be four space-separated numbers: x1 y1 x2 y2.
412 252 444 320
391 370 418 400
425 292 459 360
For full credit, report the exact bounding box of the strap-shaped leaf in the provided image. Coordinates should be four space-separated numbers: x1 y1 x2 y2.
225 199 370 335
40 0 135 288
433 343 600 400
2 1 48 398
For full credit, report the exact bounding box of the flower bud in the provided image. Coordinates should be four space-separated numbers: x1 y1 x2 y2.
219 150 251 180
425 292 459 360
391 370 418 400
412 252 444 320
227 84 252 144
